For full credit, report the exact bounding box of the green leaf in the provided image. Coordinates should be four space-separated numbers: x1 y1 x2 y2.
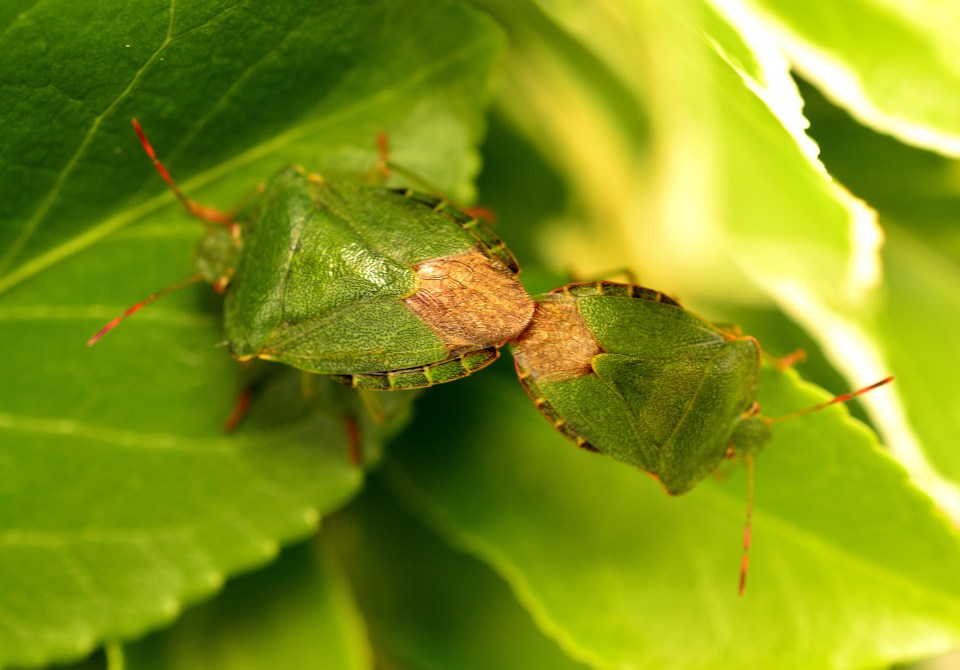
479 8 960 651
734 0 960 156
326 476 590 670
122 538 369 670
701 1 960 522
481 0 878 304
0 1 502 667
876 226 960 506
0 0 501 293
388 365 960 670
794 80 960 530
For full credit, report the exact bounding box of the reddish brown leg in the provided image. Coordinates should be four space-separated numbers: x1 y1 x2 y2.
375 132 391 182
764 348 807 371
345 416 362 466
461 205 497 223
223 388 253 433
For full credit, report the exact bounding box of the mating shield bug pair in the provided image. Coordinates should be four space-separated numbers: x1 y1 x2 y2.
91 121 893 591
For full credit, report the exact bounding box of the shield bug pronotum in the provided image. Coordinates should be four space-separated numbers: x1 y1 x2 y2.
510 280 893 592
89 120 534 391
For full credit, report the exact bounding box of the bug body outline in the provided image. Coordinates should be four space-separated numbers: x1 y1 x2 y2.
91 120 535 391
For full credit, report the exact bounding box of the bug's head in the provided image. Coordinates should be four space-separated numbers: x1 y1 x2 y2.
193 226 240 293
729 409 773 458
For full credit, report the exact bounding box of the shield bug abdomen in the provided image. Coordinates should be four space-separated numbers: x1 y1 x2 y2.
510 281 761 495
223 169 534 389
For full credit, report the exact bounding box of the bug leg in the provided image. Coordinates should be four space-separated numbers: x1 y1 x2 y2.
223 366 271 433
372 132 392 182
344 415 363 466
714 323 744 337
714 332 803 368
222 362 279 432
223 387 253 433
710 444 739 483
372 131 430 189
357 389 388 424
300 371 318 399
763 348 806 370
303 372 370 466
372 133 499 224
611 268 640 285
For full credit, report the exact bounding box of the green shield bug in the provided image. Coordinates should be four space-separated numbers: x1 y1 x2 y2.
510 280 893 591
90 121 535 391
511 281 763 495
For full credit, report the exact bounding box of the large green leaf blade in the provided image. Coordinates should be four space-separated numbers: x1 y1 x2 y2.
0 1 502 667
481 0 877 304
696 0 960 521
0 0 501 293
0 253 390 666
388 366 960 670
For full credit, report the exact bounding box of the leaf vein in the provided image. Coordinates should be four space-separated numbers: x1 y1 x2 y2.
0 1 178 279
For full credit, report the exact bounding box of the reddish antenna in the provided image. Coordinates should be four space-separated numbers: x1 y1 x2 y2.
132 119 231 225
87 273 204 346
767 376 895 425
88 119 231 347
737 375 895 595
739 454 756 596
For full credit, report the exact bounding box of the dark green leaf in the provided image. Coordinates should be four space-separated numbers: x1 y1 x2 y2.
0 1 502 666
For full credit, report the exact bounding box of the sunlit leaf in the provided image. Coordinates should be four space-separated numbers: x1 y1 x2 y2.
389 366 960 670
